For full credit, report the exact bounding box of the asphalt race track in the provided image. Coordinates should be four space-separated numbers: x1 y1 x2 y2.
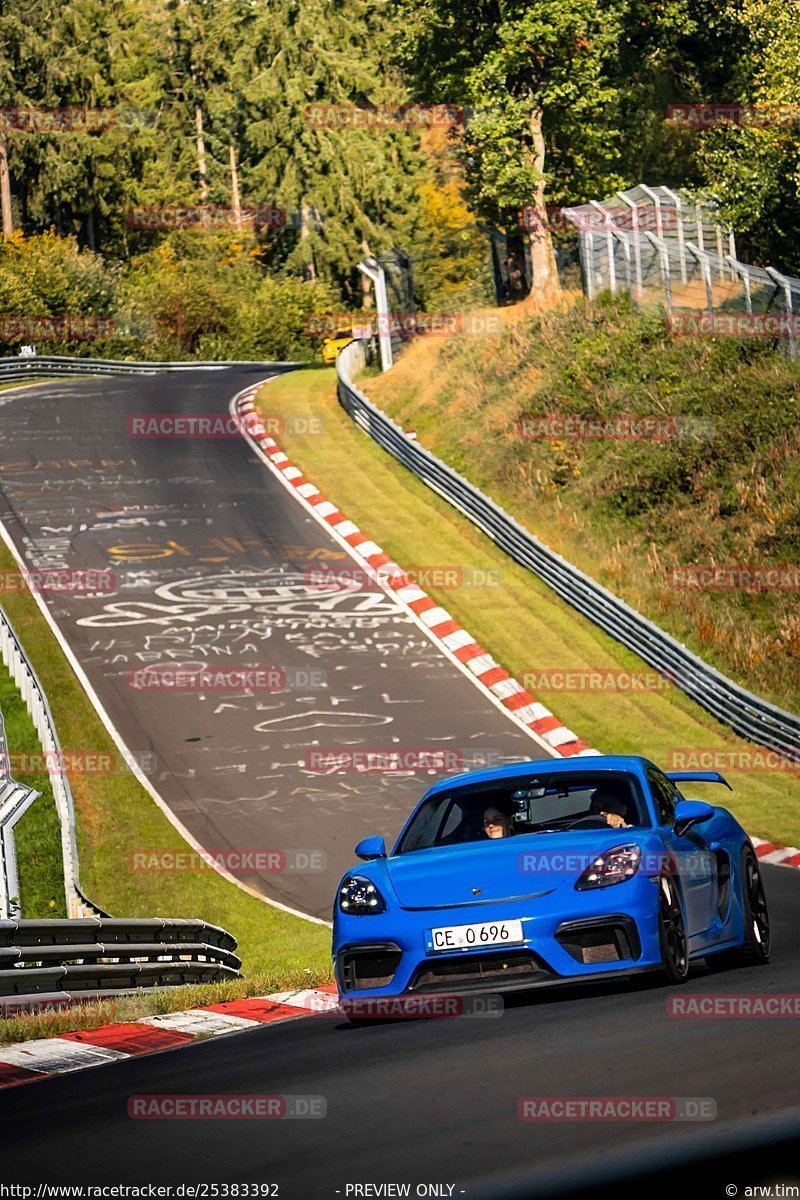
1 863 798 1194
0 369 536 918
2 369 798 1196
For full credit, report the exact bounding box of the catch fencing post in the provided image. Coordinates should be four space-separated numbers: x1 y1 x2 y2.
639 185 664 238
687 243 714 316
357 257 393 371
645 233 673 315
728 229 737 281
715 225 725 282
612 230 634 297
616 193 643 295
589 201 615 293
726 257 753 314
584 231 596 300
695 202 705 253
765 267 798 359
661 187 687 285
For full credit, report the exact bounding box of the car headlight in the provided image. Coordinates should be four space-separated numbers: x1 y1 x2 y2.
575 844 642 890
338 875 386 914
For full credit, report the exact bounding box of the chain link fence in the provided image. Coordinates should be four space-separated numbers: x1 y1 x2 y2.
564 185 800 357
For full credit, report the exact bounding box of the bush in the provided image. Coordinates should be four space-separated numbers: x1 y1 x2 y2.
0 229 340 361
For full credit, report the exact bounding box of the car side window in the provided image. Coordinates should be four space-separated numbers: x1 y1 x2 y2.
399 795 452 852
647 769 677 826
438 801 465 841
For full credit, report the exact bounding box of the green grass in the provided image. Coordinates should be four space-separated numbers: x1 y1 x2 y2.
0 378 55 392
0 661 66 917
256 364 800 849
367 296 800 715
0 538 332 982
0 973 330 1047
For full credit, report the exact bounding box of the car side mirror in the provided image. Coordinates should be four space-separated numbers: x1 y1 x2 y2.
673 799 714 837
355 835 387 860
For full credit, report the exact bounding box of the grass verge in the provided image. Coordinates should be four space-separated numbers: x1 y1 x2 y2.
0 379 55 393
256 364 800 848
366 298 800 714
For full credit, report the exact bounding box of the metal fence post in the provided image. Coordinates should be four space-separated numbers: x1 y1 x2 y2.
357 258 393 371
616 192 643 295
589 201 616 293
639 184 664 240
715 225 725 281
765 267 798 359
695 202 705 253
661 187 687 285
687 242 714 316
584 231 596 300
726 256 753 313
609 230 634 297
644 233 673 315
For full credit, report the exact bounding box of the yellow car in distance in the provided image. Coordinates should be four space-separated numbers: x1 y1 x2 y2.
321 328 355 365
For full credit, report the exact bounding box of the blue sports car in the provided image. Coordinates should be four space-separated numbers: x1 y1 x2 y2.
332 755 770 1015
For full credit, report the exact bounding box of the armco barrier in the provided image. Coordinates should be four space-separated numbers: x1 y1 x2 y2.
336 339 800 760
0 775 39 922
0 603 87 919
0 917 241 997
0 354 296 383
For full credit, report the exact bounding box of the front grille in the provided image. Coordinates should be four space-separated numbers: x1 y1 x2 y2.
409 950 551 993
555 916 641 965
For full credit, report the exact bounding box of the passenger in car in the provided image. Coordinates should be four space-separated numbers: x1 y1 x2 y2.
482 807 512 838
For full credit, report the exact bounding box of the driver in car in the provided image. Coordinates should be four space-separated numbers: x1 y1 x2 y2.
589 788 632 830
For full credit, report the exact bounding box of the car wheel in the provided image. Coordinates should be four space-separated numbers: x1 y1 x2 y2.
659 873 690 982
741 847 771 961
721 846 772 966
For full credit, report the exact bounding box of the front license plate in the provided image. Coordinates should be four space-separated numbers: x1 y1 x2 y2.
425 919 524 955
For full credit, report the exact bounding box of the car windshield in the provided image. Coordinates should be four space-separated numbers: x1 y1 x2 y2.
395 772 647 854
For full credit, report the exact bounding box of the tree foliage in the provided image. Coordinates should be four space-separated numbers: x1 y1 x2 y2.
0 0 797 334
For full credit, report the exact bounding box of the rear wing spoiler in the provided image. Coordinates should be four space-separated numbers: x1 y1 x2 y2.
666 771 732 792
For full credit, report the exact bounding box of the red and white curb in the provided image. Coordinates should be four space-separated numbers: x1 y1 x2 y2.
0 986 339 1090
751 836 800 869
232 382 598 759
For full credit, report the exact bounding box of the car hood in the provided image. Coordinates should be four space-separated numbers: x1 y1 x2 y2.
385 831 646 910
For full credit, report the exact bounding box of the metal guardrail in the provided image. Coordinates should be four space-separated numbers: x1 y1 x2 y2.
0 776 40 922
0 917 240 997
336 340 800 760
0 603 89 919
0 354 296 383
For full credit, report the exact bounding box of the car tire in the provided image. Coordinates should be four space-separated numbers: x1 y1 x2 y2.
712 846 771 969
659 872 690 983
